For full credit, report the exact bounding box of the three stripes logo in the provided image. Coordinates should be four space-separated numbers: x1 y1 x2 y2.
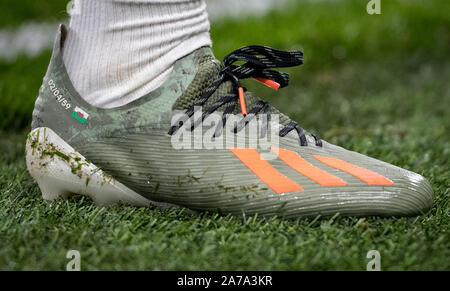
230 147 393 194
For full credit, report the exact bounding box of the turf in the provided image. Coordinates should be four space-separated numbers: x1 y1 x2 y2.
0 0 449 270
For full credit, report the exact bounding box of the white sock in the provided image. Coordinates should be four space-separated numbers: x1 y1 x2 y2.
63 0 212 108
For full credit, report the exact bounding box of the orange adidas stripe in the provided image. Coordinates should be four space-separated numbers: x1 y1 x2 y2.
229 148 303 194
273 147 347 187
313 155 394 186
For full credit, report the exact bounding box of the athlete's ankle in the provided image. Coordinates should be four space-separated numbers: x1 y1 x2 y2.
63 0 212 109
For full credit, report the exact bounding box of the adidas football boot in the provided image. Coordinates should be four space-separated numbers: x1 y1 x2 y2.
26 25 433 218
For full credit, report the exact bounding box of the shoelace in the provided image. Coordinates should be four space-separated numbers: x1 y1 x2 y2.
169 45 322 147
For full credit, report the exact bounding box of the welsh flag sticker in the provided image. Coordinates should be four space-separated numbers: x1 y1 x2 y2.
72 106 89 124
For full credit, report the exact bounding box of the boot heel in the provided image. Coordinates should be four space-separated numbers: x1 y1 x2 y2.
25 127 151 207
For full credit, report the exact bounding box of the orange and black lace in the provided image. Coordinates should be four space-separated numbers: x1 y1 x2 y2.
168 45 322 147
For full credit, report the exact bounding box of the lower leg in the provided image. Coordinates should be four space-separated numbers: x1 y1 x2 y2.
63 0 212 108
